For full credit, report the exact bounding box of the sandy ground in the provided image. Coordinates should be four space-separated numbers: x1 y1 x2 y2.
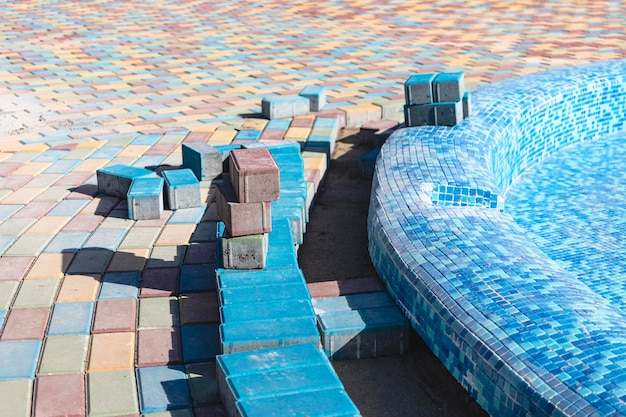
298 129 489 417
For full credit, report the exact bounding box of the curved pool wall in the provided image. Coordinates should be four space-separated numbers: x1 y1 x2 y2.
368 59 626 416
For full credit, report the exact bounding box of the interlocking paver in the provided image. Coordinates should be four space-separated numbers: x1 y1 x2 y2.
136 327 182 367
37 334 89 375
12 279 59 308
0 307 50 341
56 274 101 303
138 297 180 329
87 370 139 417
88 332 135 372
47 302 94 336
136 365 192 414
0 256 35 281
0 340 41 379
92 298 137 333
0 379 32 417
179 292 219 325
98 271 140 300
139 267 179 298
0 281 18 310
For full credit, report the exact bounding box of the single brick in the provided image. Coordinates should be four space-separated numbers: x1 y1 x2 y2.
216 267 306 292
127 177 164 221
307 278 385 299
341 103 381 128
404 73 437 105
261 96 310 119
434 72 465 102
404 103 436 127
181 142 223 181
463 91 472 118
317 306 409 360
162 168 202 210
96 164 155 198
236 388 360 417
220 298 315 323
220 233 268 270
215 182 271 237
299 86 327 112
229 148 280 203
434 101 464 127
311 292 394 315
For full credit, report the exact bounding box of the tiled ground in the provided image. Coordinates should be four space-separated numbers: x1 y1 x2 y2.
1 1 625 416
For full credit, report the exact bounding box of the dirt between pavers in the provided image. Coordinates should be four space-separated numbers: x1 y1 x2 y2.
297 129 489 417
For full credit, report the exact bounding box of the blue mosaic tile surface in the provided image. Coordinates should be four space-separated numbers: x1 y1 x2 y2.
369 59 626 416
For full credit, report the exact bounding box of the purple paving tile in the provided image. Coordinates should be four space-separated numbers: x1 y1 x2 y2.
34 374 85 417
136 328 182 367
184 242 216 265
179 292 220 325
0 256 35 281
139 267 179 298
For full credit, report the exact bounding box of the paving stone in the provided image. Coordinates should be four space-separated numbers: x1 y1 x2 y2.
66 248 112 274
0 218 36 238
433 71 465 102
179 292 220 325
1 307 50 341
3 233 54 257
179 264 217 293
48 302 94 336
299 85 327 111
42 231 90 254
146 245 186 269
229 148 280 203
0 256 35 281
307 277 385 298
155 224 196 246
215 182 272 237
404 73 436 105
138 297 180 329
220 233 268 270
0 281 18 310
56 274 101 303
118 226 162 249
0 379 32 417
38 334 89 375
136 365 192 413
261 95 310 120
88 332 135 372
433 101 464 127
92 298 137 333
97 164 156 198
106 248 150 272
184 242 217 265
127 176 165 221
0 340 41 379
136 328 182 367
98 271 141 300
87 370 139 417
140 267 179 298
62 214 105 232
181 142 223 181
167 206 206 224
181 324 220 363
12 279 59 308
404 103 436 127
185 362 220 406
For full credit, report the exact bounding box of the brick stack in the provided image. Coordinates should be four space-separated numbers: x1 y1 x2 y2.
404 72 472 127
216 148 280 270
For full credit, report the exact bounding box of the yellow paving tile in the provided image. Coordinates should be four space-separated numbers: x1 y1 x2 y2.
56 274 101 303
154 224 196 246
11 162 52 176
0 188 45 205
25 216 71 235
284 127 311 140
26 253 74 279
116 145 150 158
73 159 109 172
207 129 236 143
88 332 135 372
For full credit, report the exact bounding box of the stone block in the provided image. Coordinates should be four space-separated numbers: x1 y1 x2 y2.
215 182 271 237
234 129 262 141
404 103 436 127
96 164 155 198
317 306 410 361
463 91 472 118
272 203 305 245
299 85 327 112
216 267 306 292
404 73 437 105
434 101 464 127
341 103 381 128
219 280 310 306
261 96 310 119
127 177 164 221
220 232 268 270
229 148 280 203
219 316 320 354
311 292 394 315
220 298 315 323
181 142 223 181
162 168 201 210
307 277 384 298
434 72 465 103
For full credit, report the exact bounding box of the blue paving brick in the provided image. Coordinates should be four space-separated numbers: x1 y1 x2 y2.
46 200 89 217
0 310 5 329
48 302 95 335
98 271 140 300
132 133 162 146
181 142 223 181
237 388 360 417
0 340 42 380
163 169 201 210
43 159 82 174
97 164 157 199
180 264 216 293
43 231 91 253
167 206 206 224
32 149 69 162
127 176 164 221
0 205 23 221
0 236 15 256
83 228 128 251
181 324 220 363
220 298 314 323
89 146 123 159
234 129 262 141
136 365 193 413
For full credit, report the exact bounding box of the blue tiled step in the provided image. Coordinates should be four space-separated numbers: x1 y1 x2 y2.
314 292 410 361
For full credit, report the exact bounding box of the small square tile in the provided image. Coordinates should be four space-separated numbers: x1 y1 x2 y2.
136 328 182 367
0 340 42 379
38 334 89 375
184 242 216 265
62 214 104 232
179 264 216 293
155 224 195 246
180 325 219 364
56 274 101 303
136 365 192 413
179 292 219 325
118 227 162 249
138 297 180 329
92 299 137 333
26 253 74 279
34 374 85 417
0 281 19 310
1 307 50 341
0 379 33 417
98 271 140 300
146 245 186 269
48 302 94 335
66 249 113 274
185 362 219 406
12 279 59 308
87 370 139 416
24 216 71 235
139 268 179 298
3 233 54 256
106 248 150 272
0 256 35 281
42 232 90 254
88 332 135 372
83 228 128 251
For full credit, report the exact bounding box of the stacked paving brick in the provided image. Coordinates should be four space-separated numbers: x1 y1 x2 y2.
404 72 471 127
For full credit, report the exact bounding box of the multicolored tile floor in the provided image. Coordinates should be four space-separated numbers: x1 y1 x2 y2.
0 1 625 416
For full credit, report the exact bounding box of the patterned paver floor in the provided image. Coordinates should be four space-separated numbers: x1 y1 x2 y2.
0 1 625 416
